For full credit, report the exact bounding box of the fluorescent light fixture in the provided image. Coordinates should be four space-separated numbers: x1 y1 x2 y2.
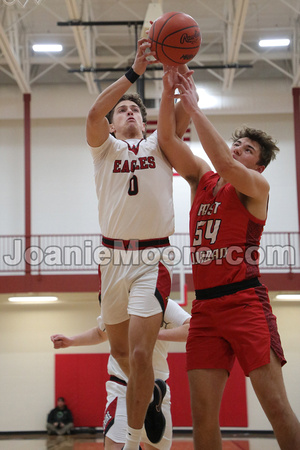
275 294 300 301
8 296 58 303
197 88 218 109
32 44 63 53
259 39 290 48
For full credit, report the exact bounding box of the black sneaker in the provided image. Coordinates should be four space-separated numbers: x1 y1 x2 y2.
144 379 167 444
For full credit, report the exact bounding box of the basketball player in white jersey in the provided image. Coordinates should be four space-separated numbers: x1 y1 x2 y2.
86 37 193 450
51 299 191 450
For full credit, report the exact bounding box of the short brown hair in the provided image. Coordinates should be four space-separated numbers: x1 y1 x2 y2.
231 126 280 167
106 93 147 125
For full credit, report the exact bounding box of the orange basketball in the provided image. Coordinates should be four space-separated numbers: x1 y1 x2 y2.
148 11 201 66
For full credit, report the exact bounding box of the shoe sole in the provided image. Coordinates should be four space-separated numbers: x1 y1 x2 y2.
154 379 166 412
144 379 167 444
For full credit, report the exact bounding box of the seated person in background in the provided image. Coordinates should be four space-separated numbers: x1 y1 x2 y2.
46 397 74 436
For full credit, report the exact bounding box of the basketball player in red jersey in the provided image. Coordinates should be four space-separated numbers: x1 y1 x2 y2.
86 39 193 450
157 68 300 450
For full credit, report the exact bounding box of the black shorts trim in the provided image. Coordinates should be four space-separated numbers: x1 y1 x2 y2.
155 287 167 314
102 236 170 251
195 277 262 300
109 375 127 386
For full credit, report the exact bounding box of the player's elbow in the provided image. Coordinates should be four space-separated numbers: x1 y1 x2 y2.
158 129 176 150
87 105 100 125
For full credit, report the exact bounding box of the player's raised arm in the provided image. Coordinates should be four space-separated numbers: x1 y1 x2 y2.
175 73 270 201
86 38 157 148
158 67 210 192
173 64 197 139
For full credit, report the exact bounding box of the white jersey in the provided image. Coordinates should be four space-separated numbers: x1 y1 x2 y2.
89 131 175 240
97 299 190 382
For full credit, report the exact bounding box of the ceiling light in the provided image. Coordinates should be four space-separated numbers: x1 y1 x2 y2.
259 39 290 48
274 294 300 301
32 44 63 53
8 296 58 303
197 88 218 109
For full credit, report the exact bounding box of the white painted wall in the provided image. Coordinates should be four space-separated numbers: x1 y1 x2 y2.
30 118 99 234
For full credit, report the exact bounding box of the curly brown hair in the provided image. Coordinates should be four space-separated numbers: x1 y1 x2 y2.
231 126 280 168
106 94 147 137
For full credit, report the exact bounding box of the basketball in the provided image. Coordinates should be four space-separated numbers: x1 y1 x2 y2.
148 11 201 66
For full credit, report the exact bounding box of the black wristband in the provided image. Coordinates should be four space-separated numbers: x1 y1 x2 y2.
125 67 140 83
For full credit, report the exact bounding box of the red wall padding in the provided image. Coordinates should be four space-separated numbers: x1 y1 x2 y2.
55 353 109 427
55 353 247 428
167 354 247 427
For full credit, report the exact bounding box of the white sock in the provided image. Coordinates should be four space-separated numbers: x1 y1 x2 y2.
123 426 142 450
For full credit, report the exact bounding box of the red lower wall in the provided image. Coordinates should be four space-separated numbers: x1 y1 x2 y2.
55 353 247 428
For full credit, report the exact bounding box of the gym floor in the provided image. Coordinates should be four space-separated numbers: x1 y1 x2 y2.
0 431 279 449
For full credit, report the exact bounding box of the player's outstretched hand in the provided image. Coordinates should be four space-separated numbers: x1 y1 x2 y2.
50 334 72 349
162 65 194 96
162 65 179 94
174 73 199 115
132 37 158 76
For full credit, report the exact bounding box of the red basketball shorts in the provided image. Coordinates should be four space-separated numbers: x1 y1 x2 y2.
186 284 286 376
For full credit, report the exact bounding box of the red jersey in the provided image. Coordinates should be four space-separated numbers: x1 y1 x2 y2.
190 171 266 290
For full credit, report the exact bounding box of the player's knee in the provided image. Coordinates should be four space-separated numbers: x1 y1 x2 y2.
266 400 293 427
130 345 152 371
192 410 220 433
